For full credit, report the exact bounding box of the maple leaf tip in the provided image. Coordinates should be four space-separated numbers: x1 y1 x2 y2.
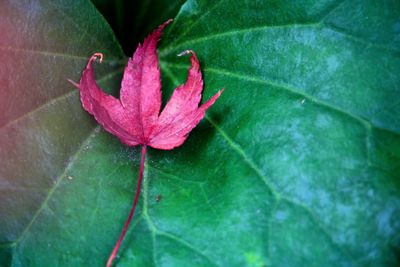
86 53 104 68
210 88 224 103
177 50 200 70
67 79 80 89
178 50 198 58
158 19 173 31
92 53 104 63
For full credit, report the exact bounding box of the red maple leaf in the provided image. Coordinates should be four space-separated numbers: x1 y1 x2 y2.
69 19 222 267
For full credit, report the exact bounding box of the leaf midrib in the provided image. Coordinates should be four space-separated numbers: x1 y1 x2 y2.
0 67 125 130
161 0 397 58
160 22 399 57
0 46 95 61
161 60 400 143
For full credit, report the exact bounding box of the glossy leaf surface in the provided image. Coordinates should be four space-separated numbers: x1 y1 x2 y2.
1 0 400 267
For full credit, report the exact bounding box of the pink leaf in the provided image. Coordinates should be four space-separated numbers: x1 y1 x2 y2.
70 20 224 267
72 20 222 150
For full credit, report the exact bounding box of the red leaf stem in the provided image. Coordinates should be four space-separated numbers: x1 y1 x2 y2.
106 145 147 267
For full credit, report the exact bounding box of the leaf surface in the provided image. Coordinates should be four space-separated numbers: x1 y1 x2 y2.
0 0 124 266
1 0 400 267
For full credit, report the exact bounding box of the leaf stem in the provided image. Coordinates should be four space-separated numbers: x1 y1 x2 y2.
106 145 147 267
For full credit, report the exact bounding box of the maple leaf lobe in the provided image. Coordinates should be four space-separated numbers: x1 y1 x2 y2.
73 19 223 150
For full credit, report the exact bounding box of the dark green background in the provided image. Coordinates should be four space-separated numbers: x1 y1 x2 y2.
0 0 399 266
92 0 186 55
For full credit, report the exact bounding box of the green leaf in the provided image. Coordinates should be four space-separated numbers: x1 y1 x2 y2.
1 0 400 267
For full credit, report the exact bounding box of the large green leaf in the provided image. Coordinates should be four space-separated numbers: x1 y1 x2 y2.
1 0 400 267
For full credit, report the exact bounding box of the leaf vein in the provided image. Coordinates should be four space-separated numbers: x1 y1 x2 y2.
164 62 400 137
160 21 399 56
160 63 279 198
318 0 349 22
13 126 100 247
0 67 124 130
323 24 400 54
143 162 219 266
0 45 99 61
205 115 279 198
170 0 225 45
157 230 220 267
160 23 318 56
141 167 158 267
280 196 355 262
0 242 15 249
